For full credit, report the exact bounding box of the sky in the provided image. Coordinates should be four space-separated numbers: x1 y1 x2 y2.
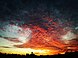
0 0 78 48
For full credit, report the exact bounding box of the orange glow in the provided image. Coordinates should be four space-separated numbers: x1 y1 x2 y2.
15 24 78 55
0 17 78 56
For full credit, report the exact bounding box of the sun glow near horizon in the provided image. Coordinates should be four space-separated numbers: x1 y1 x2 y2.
0 47 62 55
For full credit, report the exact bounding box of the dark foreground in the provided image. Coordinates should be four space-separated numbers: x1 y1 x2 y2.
0 51 78 58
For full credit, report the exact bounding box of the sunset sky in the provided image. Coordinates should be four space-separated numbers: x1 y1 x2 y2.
0 0 78 55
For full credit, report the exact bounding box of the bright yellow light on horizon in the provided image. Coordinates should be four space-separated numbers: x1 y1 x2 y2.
0 47 62 56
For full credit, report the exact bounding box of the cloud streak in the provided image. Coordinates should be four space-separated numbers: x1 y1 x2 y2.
0 24 32 48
